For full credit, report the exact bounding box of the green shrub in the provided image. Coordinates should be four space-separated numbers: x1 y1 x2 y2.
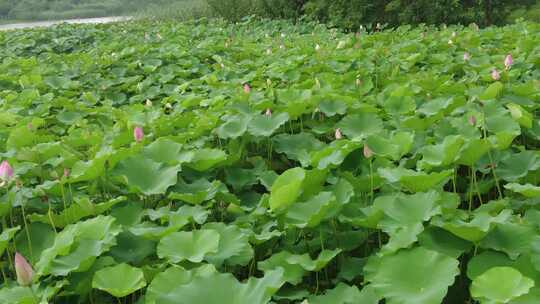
258 0 306 19
205 0 259 21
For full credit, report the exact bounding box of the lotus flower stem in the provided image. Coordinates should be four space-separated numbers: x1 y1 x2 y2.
472 166 483 205
19 205 34 263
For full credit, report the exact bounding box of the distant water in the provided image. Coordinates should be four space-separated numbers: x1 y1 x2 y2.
0 16 131 31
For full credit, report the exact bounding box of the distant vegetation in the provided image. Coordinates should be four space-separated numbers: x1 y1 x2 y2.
1 0 539 26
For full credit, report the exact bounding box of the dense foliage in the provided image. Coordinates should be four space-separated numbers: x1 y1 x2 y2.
207 0 540 28
0 18 539 304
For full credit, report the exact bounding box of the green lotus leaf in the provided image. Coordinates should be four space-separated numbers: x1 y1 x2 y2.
432 209 512 242
337 113 383 141
185 148 227 171
147 267 284 304
248 112 289 137
65 256 116 298
0 226 20 256
364 247 459 304
456 138 491 166
258 249 341 285
143 138 182 164
496 151 540 182
311 140 361 169
505 183 540 198
157 230 220 263
69 146 114 183
467 251 540 284
7 125 37 150
203 222 254 267
418 227 473 258
217 114 251 139
507 103 533 129
480 81 504 100
471 267 534 304
378 167 453 192
114 156 180 195
14 223 56 265
384 95 416 115
479 222 537 259
284 191 337 228
29 196 126 228
108 231 155 264
269 167 306 213
273 133 325 167
0 286 37 304
366 131 414 160
308 284 380 304
146 265 217 304
168 178 221 204
36 215 121 276
129 222 185 240
92 263 146 297
418 135 465 169
318 100 347 117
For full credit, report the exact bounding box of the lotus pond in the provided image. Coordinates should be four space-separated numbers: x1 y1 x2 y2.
0 18 539 304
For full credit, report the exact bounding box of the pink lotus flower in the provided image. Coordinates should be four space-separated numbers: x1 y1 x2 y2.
463 52 471 61
265 109 272 116
335 128 343 140
491 69 501 81
504 54 513 70
15 253 33 286
363 144 374 158
468 116 477 126
133 126 144 143
63 168 70 178
243 84 251 94
0 161 13 181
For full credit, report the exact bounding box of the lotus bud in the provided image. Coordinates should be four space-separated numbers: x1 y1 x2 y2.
280 33 285 38
266 78 272 87
279 44 285 50
133 126 144 143
491 69 500 81
220 63 225 69
356 78 362 86
504 54 513 70
376 23 382 30
468 116 477 126
337 41 346 49
266 48 272 55
315 44 321 51
0 161 14 181
165 103 172 109
145 99 153 107
452 31 457 38
363 144 374 158
243 83 251 94
224 42 229 48
265 109 272 116
335 128 343 140
448 39 453 45
463 52 471 61
15 253 33 286
63 168 70 178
